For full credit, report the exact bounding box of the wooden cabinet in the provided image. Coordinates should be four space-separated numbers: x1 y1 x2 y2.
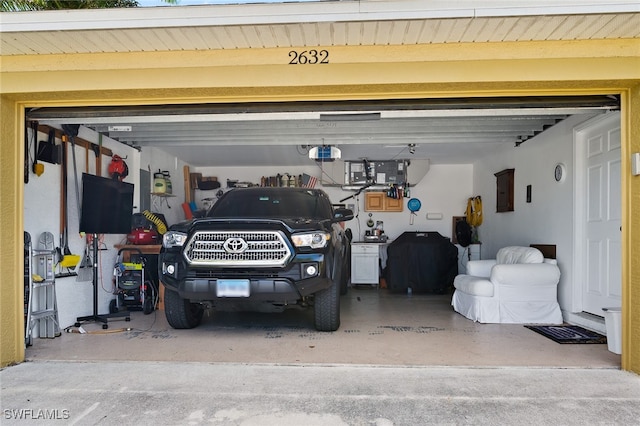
365 192 403 212
365 192 384 210
494 168 514 212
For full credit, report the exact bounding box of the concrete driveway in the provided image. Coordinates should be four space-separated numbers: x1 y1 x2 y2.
2 361 639 425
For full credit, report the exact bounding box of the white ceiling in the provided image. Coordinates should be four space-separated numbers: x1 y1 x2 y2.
5 1 636 166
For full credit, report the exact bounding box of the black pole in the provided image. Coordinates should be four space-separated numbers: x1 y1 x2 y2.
75 234 129 328
92 233 99 317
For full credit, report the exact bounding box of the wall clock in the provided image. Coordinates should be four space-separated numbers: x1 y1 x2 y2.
554 163 566 182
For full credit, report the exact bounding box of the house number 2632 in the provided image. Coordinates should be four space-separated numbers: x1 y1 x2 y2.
288 50 329 64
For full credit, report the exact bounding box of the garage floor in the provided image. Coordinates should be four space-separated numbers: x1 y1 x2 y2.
25 288 620 368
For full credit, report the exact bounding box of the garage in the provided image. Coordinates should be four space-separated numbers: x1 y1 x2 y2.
1 0 639 373
18 96 621 367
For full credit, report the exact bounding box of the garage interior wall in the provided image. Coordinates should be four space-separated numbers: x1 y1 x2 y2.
1 39 639 373
190 164 473 241
473 112 605 329
22 127 141 329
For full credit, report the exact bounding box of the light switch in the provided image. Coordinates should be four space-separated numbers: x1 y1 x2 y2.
632 152 640 176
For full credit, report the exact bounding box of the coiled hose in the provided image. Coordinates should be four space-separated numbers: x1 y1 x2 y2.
143 210 167 235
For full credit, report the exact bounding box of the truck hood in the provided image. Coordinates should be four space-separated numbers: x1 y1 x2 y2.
169 217 329 234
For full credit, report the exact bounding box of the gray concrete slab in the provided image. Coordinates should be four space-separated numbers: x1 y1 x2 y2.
24 292 620 368
2 361 639 425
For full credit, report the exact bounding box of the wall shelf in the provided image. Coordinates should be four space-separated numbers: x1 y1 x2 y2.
151 193 176 211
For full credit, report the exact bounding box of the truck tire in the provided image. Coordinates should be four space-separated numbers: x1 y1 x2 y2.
340 257 350 295
164 288 204 329
314 275 340 332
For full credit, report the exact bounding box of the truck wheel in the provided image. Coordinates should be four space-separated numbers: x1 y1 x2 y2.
164 288 204 329
314 275 340 332
339 258 349 295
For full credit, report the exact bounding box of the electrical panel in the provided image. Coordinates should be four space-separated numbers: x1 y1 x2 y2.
345 160 408 185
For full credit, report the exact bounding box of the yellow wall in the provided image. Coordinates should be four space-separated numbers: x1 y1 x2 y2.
0 96 25 366
625 84 640 371
1 39 639 370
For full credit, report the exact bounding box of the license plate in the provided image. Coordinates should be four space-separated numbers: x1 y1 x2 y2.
216 279 250 297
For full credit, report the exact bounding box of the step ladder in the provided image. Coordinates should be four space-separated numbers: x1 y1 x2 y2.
25 232 61 346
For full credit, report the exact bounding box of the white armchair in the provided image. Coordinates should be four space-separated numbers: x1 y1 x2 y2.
451 246 562 324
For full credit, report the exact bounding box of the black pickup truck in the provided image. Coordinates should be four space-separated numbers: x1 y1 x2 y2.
159 187 354 331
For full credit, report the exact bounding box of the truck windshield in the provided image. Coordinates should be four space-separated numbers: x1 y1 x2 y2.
208 189 331 219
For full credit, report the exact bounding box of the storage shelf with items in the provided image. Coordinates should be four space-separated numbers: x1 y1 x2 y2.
150 192 176 211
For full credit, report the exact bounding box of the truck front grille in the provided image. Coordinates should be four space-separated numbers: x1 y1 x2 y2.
184 231 292 267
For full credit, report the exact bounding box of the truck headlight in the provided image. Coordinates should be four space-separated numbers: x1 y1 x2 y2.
292 232 330 249
163 231 188 248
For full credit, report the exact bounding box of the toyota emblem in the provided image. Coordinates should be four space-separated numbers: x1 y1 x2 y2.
223 237 248 254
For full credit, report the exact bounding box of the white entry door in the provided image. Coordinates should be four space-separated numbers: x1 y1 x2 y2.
578 113 622 315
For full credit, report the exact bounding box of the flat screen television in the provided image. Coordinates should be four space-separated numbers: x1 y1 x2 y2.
79 173 134 234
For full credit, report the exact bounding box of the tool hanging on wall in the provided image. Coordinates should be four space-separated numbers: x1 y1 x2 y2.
37 127 61 165
31 121 44 177
24 123 29 184
109 155 129 181
62 124 82 223
57 136 80 270
407 198 422 225
465 196 483 227
96 133 103 176
75 235 93 282
366 213 375 228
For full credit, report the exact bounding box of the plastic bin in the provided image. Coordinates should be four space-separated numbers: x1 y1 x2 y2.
602 307 622 355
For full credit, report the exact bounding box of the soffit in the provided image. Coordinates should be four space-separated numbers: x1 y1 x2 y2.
1 2 639 55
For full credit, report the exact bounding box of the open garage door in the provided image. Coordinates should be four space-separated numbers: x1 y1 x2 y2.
26 95 619 168
19 93 622 369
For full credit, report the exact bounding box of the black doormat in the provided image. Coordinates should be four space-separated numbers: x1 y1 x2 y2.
525 325 607 344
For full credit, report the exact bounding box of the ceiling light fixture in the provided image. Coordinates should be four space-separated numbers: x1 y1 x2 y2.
409 143 416 154
309 145 341 162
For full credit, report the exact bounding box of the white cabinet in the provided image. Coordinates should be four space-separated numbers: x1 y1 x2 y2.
456 243 481 274
469 243 481 260
351 243 381 285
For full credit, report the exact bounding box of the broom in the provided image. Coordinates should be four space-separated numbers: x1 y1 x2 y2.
75 236 93 282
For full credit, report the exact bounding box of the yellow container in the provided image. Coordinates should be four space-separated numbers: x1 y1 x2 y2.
153 172 166 194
